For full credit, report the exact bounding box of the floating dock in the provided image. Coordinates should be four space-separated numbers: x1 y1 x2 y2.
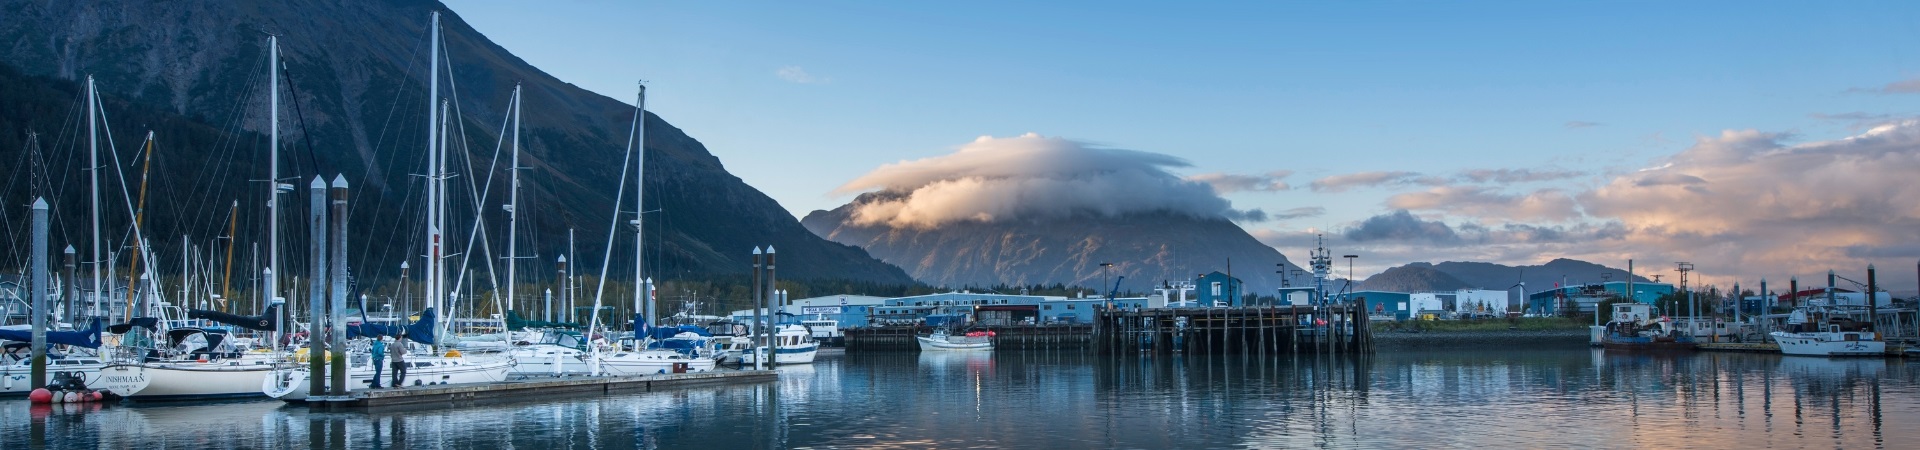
303 370 775 410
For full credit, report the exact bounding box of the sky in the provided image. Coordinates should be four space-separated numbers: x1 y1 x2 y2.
447 1 1920 295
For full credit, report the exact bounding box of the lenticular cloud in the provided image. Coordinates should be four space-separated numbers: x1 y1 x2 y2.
835 133 1261 228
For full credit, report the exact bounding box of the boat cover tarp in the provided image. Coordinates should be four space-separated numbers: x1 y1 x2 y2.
647 325 713 340
106 317 159 335
185 304 280 331
0 318 102 348
402 308 437 346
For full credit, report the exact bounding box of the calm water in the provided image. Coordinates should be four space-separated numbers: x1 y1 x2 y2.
5 349 1917 448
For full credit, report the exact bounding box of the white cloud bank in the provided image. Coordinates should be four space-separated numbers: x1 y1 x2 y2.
835 133 1270 228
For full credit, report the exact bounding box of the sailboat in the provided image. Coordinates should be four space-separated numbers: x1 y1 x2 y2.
579 84 715 376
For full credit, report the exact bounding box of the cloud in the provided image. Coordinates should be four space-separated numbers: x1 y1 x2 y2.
1187 170 1293 193
1308 171 1439 193
1386 185 1582 222
1848 77 1920 95
1457 168 1583 184
1344 210 1461 244
1565 121 1602 129
835 133 1264 228
776 66 828 84
1270 206 1325 220
1811 112 1901 132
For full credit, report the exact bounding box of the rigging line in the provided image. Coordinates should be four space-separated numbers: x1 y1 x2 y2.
351 23 429 277
446 87 514 305
95 93 165 308
281 57 325 179
590 92 644 323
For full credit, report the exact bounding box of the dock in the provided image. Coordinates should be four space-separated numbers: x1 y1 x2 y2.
304 370 776 410
846 325 1093 351
1095 305 1372 355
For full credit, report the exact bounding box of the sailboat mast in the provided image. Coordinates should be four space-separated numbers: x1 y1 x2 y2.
87 76 101 319
633 83 646 332
507 83 521 317
425 11 442 343
268 35 281 316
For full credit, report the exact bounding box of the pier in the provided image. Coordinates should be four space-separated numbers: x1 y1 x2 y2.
846 325 1094 351
303 370 775 410
1094 305 1373 355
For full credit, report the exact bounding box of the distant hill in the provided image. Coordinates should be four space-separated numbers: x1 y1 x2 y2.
1361 258 1655 293
1357 263 1470 293
0 0 915 287
803 192 1304 294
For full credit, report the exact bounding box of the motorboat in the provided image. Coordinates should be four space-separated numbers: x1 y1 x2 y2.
741 324 818 365
1770 308 1885 356
1599 303 1694 352
800 316 844 347
917 328 994 352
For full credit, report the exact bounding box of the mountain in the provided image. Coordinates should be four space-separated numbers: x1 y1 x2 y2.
1361 258 1655 293
802 192 1304 294
1356 263 1469 293
0 0 915 285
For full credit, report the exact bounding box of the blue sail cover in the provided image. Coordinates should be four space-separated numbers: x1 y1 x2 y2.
187 304 280 331
402 308 437 346
0 318 103 349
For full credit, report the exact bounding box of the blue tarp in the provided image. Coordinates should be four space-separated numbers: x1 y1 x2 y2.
647 325 713 340
186 304 280 331
0 318 103 349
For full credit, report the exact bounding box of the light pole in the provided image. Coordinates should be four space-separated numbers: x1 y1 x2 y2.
1099 262 1114 301
1342 255 1358 298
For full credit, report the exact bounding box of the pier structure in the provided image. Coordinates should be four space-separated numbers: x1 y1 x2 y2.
1093 304 1372 355
846 325 1094 351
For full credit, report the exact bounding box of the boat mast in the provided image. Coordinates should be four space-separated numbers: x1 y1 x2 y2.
425 11 443 345
633 82 647 336
87 75 100 319
507 83 521 318
268 35 281 323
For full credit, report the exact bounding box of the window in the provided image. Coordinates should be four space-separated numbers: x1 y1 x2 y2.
1044 305 1051 310
1068 304 1076 310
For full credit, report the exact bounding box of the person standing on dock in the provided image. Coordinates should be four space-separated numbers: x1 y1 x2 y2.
369 337 388 388
391 332 408 387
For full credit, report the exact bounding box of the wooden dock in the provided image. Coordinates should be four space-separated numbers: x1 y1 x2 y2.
305 370 776 410
845 325 1094 351
1094 305 1373 355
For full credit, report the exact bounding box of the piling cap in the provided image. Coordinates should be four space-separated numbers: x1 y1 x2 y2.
753 246 761 254
64 245 75 254
401 260 410 269
32 197 47 210
311 176 326 189
557 255 567 262
332 175 349 189
766 246 776 254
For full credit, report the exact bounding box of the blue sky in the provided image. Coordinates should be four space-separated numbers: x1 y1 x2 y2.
449 1 1920 293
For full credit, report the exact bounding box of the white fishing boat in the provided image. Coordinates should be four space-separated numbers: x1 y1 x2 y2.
741 324 819 365
1770 307 1886 357
917 328 994 352
801 315 844 347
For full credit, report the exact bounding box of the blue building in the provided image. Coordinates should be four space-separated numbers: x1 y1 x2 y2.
1194 272 1243 307
1525 281 1675 314
1352 291 1413 321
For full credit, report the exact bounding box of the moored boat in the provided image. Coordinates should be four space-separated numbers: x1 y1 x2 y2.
917 328 994 352
1600 303 1694 352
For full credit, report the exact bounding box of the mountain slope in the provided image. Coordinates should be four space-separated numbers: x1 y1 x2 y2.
803 193 1304 294
1361 258 1655 293
0 0 914 284
1357 263 1470 293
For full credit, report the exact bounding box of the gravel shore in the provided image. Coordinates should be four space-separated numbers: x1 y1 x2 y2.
1371 328 1591 350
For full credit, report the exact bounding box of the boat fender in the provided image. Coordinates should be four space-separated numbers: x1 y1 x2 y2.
28 388 53 404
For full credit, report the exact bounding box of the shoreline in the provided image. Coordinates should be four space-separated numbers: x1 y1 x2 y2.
1371 328 1590 350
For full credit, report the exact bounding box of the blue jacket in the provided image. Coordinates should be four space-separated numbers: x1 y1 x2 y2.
370 340 387 361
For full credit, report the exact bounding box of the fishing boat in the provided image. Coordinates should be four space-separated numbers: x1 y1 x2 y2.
1769 307 1886 357
1599 303 1694 352
800 315 844 347
741 324 819 365
917 328 994 352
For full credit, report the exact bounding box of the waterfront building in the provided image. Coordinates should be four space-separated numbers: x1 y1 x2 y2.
1193 271 1243 306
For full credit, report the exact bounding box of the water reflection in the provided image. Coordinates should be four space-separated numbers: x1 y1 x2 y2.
4 350 1916 448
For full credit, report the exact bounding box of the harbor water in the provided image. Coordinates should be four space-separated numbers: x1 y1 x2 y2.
6 349 1917 448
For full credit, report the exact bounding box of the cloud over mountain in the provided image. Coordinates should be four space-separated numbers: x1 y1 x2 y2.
833 133 1265 228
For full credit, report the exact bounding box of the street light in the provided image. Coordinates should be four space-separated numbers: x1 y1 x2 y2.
1099 262 1114 300
1342 255 1359 297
